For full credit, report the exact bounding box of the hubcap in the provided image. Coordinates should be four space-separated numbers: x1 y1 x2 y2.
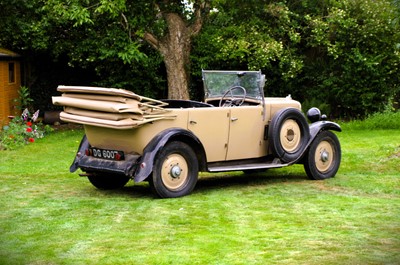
161 154 188 190
315 140 334 172
280 119 301 153
170 165 182 178
321 150 330 162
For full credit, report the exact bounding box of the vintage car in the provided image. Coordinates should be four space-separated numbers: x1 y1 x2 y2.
52 70 341 198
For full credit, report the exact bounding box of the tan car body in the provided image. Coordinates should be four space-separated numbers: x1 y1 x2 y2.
53 70 341 198
84 98 300 162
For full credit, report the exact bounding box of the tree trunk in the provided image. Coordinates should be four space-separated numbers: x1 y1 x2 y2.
159 13 191 100
142 2 209 100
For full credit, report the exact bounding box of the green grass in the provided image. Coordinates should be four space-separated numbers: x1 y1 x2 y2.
340 111 400 130
0 125 399 265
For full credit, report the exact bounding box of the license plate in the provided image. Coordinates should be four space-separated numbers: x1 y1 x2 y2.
89 148 125 161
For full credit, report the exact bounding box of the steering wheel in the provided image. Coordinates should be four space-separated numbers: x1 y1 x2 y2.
219 86 247 107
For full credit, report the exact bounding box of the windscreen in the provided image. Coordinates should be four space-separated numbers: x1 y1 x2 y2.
202 71 264 101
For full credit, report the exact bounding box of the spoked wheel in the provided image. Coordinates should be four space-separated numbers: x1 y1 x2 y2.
149 141 198 198
269 108 310 163
88 173 130 190
304 130 341 180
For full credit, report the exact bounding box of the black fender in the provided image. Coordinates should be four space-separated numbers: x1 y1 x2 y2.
70 135 89 173
289 121 341 165
134 128 207 183
309 121 341 140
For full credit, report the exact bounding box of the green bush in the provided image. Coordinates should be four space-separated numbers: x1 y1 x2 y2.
341 111 400 130
299 0 400 118
192 0 400 119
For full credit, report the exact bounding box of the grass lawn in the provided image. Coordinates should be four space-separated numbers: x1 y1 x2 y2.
0 125 399 264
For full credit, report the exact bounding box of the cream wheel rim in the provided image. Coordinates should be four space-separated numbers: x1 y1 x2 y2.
279 119 301 153
315 140 334 172
161 154 188 190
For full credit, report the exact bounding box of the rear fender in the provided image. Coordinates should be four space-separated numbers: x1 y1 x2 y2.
70 135 89 173
134 128 206 183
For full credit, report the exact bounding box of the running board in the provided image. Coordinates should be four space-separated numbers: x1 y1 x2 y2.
207 158 289 172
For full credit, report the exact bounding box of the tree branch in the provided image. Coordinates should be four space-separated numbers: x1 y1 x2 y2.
143 32 160 50
189 0 210 37
120 12 132 41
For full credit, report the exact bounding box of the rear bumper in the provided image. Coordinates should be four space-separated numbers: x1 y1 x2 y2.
70 135 140 177
76 154 140 176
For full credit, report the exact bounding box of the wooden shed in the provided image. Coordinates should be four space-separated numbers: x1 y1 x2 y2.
0 48 21 128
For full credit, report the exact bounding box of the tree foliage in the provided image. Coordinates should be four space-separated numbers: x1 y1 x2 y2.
1 0 399 118
0 0 168 109
298 0 400 117
41 0 211 100
192 0 400 117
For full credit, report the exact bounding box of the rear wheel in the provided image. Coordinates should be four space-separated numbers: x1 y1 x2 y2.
88 173 130 190
149 141 198 198
304 130 341 180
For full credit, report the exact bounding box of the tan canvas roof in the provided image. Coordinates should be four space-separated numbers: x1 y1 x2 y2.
52 86 174 129
57 86 142 100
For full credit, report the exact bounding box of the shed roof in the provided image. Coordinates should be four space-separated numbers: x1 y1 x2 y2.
0 48 21 61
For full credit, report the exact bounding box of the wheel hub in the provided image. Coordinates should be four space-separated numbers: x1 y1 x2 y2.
170 165 182 178
286 129 295 141
315 140 334 173
280 119 301 153
320 150 330 162
160 154 188 191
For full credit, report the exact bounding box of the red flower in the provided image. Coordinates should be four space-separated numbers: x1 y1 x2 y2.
26 121 32 126
26 127 33 133
28 138 35 143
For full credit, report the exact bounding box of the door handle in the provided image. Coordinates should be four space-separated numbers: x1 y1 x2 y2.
231 117 238 122
190 120 197 125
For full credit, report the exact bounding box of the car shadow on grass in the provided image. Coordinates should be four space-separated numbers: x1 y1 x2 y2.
194 170 307 194
82 169 308 198
96 183 154 199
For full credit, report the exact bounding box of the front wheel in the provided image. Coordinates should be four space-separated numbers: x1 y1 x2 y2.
149 141 198 198
303 130 341 180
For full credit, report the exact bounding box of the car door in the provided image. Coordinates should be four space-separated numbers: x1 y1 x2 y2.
188 108 230 162
226 106 267 160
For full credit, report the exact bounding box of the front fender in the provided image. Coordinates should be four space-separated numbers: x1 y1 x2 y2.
309 121 341 140
134 128 204 183
290 121 341 165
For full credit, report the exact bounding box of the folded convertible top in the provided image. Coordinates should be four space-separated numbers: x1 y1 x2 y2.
53 86 174 129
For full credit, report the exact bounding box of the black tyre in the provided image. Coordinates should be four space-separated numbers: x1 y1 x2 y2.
304 130 341 180
88 173 130 190
269 108 310 163
149 141 198 198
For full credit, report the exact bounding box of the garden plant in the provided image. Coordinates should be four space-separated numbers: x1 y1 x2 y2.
0 108 53 150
